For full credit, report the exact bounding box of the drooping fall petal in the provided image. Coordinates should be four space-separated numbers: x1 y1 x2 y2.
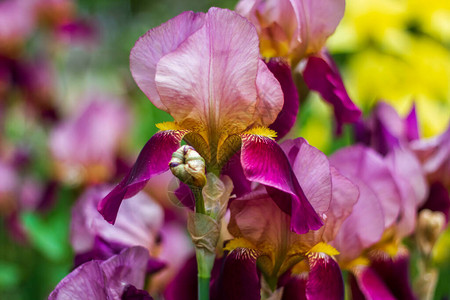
98 130 186 224
210 250 261 300
352 266 396 300
240 134 323 234
303 52 361 134
306 253 344 300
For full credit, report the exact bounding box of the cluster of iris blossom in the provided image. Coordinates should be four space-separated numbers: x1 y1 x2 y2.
0 0 101 244
45 1 449 300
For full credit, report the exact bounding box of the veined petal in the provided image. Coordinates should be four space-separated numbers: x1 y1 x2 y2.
290 0 345 55
49 246 149 300
303 51 361 134
211 250 260 300
130 11 205 110
306 253 344 300
331 177 385 263
281 138 332 216
155 8 282 135
98 130 187 224
266 58 299 140
240 133 323 234
330 146 401 230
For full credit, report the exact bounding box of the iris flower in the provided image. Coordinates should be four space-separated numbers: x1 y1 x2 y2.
98 8 322 234
49 246 153 300
330 145 427 299
223 138 359 299
236 0 361 133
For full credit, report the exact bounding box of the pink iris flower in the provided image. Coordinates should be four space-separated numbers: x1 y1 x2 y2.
49 97 131 185
221 138 359 299
236 0 361 133
330 145 427 299
98 7 323 234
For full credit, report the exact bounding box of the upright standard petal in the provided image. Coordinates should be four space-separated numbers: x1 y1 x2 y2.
240 133 323 234
303 52 361 133
330 146 401 229
130 11 205 110
98 130 186 224
155 8 282 135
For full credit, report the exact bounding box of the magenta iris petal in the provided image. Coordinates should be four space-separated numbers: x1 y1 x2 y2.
303 52 361 134
164 256 198 300
420 182 450 223
306 254 344 300
353 267 396 300
282 276 307 300
211 250 260 300
122 285 154 300
266 58 299 140
98 130 186 224
240 134 323 234
369 253 417 300
221 153 252 198
405 103 419 141
174 182 195 210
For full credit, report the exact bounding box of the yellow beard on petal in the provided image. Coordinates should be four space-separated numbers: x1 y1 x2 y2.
243 127 278 139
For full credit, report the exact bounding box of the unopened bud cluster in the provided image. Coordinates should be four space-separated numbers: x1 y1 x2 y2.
169 145 206 187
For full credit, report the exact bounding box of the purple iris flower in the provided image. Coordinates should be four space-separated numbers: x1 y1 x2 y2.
48 246 153 300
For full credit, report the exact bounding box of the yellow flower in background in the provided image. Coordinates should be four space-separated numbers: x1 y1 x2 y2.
327 0 450 137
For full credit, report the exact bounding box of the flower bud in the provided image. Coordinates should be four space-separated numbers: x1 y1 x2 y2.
169 145 206 187
416 209 445 256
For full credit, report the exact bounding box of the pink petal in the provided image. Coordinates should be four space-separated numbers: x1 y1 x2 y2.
130 11 205 110
321 166 359 243
98 130 186 224
266 58 299 139
306 253 344 300
303 52 361 134
49 246 149 300
290 0 345 55
155 8 282 133
332 176 385 262
240 134 323 233
330 146 401 229
228 191 291 250
281 138 332 216
385 148 428 236
71 186 163 255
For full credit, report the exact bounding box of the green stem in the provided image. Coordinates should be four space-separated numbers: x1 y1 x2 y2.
192 187 205 215
196 248 215 300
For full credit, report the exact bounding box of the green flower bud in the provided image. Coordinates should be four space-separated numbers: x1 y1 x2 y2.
169 145 206 187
